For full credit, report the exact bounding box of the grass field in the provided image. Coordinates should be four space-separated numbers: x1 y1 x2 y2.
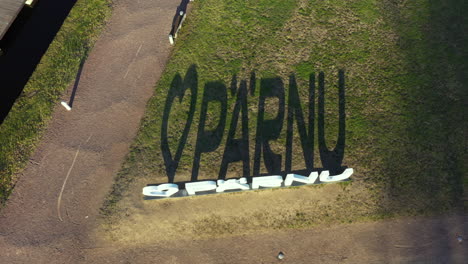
101 0 464 241
101 0 467 231
0 0 111 204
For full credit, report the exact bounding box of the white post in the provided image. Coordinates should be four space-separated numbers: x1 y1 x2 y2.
174 12 186 38
25 0 35 7
61 101 72 111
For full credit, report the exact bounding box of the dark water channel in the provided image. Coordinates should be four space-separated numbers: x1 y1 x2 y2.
0 0 77 124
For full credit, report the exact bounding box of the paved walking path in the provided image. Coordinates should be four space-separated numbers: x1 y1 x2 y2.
0 0 178 262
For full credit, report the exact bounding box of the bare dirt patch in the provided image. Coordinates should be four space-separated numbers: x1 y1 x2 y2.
91 213 468 263
99 183 376 244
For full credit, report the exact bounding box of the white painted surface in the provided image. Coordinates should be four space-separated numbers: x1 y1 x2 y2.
319 168 353 183
284 171 318 186
251 175 283 189
216 178 249 192
142 183 179 197
185 181 217 195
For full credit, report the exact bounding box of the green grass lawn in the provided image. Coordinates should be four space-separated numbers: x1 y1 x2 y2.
0 0 111 205
103 0 466 222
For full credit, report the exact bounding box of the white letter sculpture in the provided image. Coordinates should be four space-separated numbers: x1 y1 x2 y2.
216 178 250 192
143 168 354 199
284 171 319 187
142 183 179 197
251 175 283 189
319 168 353 183
185 181 217 195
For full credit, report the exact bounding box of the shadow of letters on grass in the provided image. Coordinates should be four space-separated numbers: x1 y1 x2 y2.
161 65 346 183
